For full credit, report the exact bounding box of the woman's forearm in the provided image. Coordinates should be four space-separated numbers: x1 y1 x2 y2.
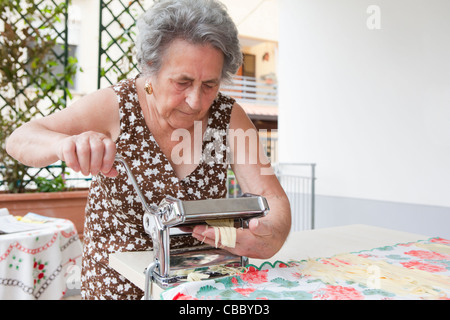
6 88 120 175
6 120 67 168
266 193 292 240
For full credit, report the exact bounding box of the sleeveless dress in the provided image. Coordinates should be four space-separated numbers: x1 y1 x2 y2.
80 76 235 300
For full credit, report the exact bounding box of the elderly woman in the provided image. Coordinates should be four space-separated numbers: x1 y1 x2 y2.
6 0 290 299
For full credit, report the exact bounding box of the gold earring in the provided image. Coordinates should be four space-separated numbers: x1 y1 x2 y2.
144 81 153 95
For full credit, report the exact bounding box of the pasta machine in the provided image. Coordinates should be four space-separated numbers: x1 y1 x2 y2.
115 154 269 300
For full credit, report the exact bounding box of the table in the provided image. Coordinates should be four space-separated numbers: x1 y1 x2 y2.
0 213 83 300
109 224 437 299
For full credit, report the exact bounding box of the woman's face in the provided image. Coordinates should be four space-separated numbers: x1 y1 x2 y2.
149 39 224 130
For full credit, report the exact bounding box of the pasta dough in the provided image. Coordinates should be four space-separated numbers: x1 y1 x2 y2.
187 272 210 282
204 219 237 248
188 266 245 282
177 265 245 282
296 253 450 298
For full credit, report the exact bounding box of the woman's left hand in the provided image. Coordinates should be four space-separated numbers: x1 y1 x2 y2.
191 215 285 260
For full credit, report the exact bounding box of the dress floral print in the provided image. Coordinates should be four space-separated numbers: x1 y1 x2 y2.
80 76 235 300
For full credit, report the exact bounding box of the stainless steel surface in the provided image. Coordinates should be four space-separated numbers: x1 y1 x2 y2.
170 247 241 271
144 261 158 300
181 196 269 223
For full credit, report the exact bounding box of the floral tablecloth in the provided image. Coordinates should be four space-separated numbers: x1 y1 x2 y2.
0 213 83 300
161 237 450 300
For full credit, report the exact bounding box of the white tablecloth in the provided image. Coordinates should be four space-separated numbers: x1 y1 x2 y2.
0 213 83 300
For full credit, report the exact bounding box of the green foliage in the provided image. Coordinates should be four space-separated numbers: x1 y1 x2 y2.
0 0 80 193
98 0 145 87
34 173 69 192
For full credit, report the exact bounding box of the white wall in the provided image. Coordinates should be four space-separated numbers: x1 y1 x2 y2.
221 0 279 42
278 0 450 210
70 0 101 95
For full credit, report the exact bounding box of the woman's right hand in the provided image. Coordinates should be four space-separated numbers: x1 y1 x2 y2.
57 131 118 177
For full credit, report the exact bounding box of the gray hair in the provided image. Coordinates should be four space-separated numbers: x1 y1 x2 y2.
136 0 242 83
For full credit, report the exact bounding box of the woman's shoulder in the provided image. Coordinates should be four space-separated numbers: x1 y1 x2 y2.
216 91 235 105
74 86 118 110
108 76 142 110
228 99 255 132
207 92 235 129
212 92 236 116
111 76 136 89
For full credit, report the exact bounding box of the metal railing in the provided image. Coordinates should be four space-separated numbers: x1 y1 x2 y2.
221 75 278 105
227 163 316 232
0 162 91 192
275 163 316 231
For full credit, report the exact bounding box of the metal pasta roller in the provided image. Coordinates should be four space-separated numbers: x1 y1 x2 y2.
114 154 269 300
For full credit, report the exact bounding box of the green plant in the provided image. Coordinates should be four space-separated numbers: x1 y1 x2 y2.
34 173 68 192
0 0 80 193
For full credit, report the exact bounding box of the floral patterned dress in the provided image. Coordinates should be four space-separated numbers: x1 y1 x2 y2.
80 76 235 300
